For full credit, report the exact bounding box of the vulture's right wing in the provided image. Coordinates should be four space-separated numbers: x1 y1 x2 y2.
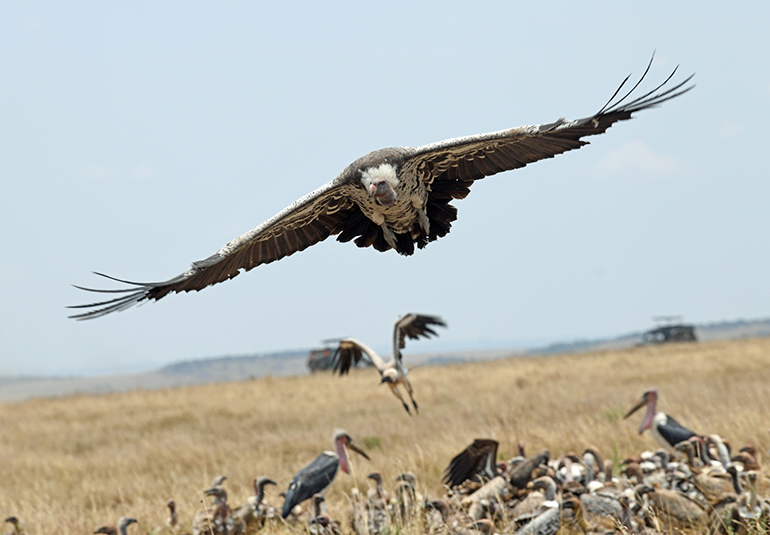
332 338 387 375
69 178 359 319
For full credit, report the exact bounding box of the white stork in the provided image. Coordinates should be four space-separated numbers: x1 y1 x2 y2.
623 387 698 452
332 313 445 414
69 58 693 319
281 429 369 519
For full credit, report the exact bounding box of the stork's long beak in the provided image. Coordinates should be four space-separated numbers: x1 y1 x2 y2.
623 396 647 420
347 439 370 461
624 393 655 435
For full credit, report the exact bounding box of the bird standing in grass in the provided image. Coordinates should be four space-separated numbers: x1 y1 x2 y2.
282 430 370 519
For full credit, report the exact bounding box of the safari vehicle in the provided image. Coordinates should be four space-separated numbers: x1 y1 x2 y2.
641 316 697 344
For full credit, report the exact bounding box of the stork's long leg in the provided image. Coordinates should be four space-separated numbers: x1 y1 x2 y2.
403 377 419 415
388 383 412 415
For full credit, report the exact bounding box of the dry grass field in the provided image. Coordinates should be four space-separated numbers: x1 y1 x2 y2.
1 338 769 534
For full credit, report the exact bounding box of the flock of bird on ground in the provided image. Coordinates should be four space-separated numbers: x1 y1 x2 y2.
40 55 769 534
6 387 767 535
7 310 770 535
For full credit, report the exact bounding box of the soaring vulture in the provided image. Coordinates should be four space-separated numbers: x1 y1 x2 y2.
332 313 446 414
69 59 693 319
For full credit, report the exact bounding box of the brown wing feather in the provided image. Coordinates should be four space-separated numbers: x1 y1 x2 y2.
400 62 694 250
68 181 358 319
394 314 447 352
442 439 499 488
331 340 364 375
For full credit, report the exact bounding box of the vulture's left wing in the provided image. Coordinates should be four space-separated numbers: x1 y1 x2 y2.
398 60 694 244
69 178 359 319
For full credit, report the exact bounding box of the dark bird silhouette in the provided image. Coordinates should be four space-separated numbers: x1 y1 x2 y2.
443 439 500 488
69 58 693 320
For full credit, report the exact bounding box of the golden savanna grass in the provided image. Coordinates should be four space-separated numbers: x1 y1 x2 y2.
1 338 770 534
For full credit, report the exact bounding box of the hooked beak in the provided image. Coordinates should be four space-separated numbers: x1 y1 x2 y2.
368 183 377 196
347 439 370 461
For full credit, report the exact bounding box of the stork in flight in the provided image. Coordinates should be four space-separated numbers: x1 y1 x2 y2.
331 313 445 414
68 58 694 319
623 387 698 452
281 429 369 519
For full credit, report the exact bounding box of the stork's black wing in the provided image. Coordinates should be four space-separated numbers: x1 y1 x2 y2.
69 179 359 319
398 57 694 249
442 438 499 488
281 451 339 518
658 414 698 447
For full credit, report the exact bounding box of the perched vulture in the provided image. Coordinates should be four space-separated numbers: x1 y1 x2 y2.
443 439 500 488
70 59 693 319
332 313 446 414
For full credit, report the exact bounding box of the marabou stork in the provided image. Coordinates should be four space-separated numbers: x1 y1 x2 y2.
332 313 445 414
624 387 698 452
69 59 693 320
281 429 370 518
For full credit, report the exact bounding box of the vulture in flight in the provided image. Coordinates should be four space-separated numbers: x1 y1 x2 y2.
332 313 446 414
69 59 694 319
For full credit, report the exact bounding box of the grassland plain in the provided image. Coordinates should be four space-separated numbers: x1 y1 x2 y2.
1 338 769 534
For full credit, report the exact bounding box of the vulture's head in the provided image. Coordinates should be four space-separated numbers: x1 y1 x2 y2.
361 163 398 207
380 369 399 385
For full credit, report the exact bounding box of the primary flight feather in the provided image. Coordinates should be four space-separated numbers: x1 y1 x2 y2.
69 59 694 319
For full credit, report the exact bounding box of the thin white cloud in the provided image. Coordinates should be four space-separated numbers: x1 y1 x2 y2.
132 162 156 181
719 120 745 139
593 140 685 177
81 163 117 189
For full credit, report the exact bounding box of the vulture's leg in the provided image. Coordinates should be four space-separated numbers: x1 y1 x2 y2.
380 223 398 251
388 383 411 415
411 196 430 235
403 376 419 415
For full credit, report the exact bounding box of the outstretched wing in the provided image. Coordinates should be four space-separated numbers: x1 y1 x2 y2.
69 179 359 320
332 338 387 375
442 438 499 488
398 58 694 247
392 313 446 360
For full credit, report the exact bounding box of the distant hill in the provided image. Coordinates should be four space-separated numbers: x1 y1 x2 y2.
529 317 770 355
1 317 768 403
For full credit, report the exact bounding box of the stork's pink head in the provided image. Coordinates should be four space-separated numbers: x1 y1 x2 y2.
623 387 658 434
333 429 370 474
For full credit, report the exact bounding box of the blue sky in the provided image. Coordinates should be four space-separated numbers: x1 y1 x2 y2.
1 2 768 376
